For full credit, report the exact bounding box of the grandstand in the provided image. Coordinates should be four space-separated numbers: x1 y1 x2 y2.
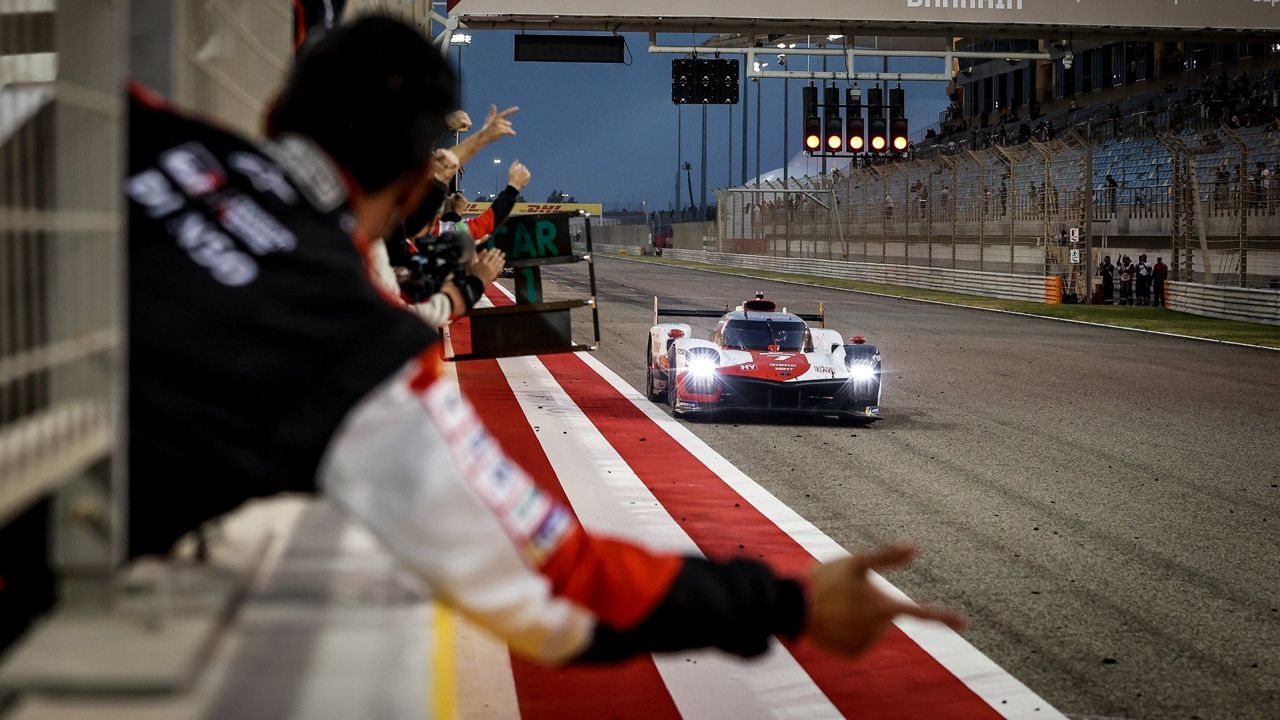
716 42 1280 292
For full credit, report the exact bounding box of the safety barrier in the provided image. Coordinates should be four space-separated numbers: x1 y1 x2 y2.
652 249 1055 303
1166 282 1280 326
593 242 646 256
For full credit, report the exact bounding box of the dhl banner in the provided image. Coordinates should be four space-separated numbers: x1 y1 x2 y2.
463 202 603 216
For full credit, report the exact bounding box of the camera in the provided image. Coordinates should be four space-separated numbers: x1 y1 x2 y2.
398 230 474 302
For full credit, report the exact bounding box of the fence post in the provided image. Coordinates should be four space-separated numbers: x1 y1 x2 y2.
925 159 935 267
1082 132 1095 301
993 144 1017 274
942 154 958 268
1222 127 1249 287
966 150 986 271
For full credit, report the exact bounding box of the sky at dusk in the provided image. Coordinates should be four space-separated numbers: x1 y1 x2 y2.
449 32 950 212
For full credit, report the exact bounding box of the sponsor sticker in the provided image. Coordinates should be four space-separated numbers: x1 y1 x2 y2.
228 151 299 206
167 211 258 286
527 504 573 562
509 486 553 538
218 194 297 255
422 382 573 564
160 142 227 197
127 170 186 218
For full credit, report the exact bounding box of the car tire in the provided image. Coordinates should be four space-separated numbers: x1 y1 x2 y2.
645 343 665 402
666 348 681 417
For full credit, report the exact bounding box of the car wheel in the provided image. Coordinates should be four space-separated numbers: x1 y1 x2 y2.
645 343 665 402
666 349 681 417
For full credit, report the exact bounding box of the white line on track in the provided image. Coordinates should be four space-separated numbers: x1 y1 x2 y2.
487 280 1064 718
576 351 1067 720
497 353 844 720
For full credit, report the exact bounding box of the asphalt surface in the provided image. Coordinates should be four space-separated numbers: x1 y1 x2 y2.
534 256 1280 720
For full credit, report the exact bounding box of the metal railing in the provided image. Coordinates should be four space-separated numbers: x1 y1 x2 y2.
1 0 293 656
1 0 126 577
1166 281 1280 325
660 248 1052 303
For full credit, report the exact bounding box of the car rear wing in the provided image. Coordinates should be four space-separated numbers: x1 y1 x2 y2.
653 296 729 325
653 297 825 327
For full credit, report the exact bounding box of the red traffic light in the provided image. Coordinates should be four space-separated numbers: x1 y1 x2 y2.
871 135 886 151
850 135 865 151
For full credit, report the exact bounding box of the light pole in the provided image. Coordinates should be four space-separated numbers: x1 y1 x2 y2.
449 33 472 194
741 67 749 186
492 157 501 192
676 104 683 217
700 102 708 220
753 61 767 186
777 43 795 183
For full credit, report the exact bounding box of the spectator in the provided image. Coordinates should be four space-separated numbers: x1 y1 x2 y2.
1118 256 1135 305
1106 174 1119 214
1098 255 1115 304
1136 253 1152 305
884 193 895 221
1253 162 1267 208
1261 162 1273 212
1215 161 1230 206
1152 256 1169 307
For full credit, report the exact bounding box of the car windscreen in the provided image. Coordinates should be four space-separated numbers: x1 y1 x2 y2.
721 319 806 351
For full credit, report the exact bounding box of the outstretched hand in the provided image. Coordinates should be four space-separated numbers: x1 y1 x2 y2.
507 160 532 191
446 110 472 132
432 148 460 183
468 248 506 284
479 104 519 142
805 544 966 658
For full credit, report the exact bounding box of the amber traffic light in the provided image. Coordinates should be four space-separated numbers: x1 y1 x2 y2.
802 85 821 151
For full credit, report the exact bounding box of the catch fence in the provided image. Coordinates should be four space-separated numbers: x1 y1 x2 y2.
717 122 1280 294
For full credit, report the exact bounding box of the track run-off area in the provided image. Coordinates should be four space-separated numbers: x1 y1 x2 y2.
455 255 1279 720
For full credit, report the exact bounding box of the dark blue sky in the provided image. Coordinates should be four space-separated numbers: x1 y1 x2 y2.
451 32 949 211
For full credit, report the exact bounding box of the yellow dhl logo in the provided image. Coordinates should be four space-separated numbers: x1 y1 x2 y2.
462 202 603 216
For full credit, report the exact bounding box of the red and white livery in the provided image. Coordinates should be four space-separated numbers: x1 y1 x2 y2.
644 293 882 421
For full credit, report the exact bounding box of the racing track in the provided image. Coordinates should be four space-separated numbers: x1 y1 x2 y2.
534 256 1280 720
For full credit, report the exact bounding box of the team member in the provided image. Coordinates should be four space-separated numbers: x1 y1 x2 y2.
433 158 529 241
127 15 962 666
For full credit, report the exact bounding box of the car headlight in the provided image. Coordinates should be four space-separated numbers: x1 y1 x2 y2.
848 363 877 382
686 356 718 380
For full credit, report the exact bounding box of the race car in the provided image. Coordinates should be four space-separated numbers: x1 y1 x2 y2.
644 293 882 421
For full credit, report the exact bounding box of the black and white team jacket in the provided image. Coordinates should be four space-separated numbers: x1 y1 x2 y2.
125 85 807 664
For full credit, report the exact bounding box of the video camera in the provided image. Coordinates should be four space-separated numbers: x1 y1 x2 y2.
398 230 474 303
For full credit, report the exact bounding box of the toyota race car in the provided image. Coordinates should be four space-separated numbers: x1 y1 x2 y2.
644 293 882 421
